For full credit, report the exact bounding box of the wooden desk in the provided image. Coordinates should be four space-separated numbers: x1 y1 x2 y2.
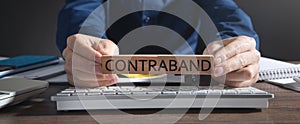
0 82 299 124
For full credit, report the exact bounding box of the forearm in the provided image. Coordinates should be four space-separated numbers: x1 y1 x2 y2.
196 0 259 50
56 0 104 53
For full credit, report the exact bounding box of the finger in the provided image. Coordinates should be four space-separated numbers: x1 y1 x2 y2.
64 54 73 77
67 34 103 61
63 49 72 73
71 52 111 80
225 74 258 88
64 63 72 76
205 40 224 55
203 48 208 55
68 65 118 87
205 37 240 55
211 75 227 85
66 72 74 85
214 50 260 77
226 63 260 82
63 49 102 77
99 76 118 86
62 48 74 68
71 51 101 68
65 52 111 78
214 36 256 65
62 47 72 59
95 39 119 56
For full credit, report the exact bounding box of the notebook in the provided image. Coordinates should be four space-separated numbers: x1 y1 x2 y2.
259 57 300 81
0 78 48 109
0 55 60 78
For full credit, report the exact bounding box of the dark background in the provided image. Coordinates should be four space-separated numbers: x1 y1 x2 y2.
1 0 299 61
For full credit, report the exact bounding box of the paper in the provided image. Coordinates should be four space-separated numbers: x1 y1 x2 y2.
259 57 299 71
268 78 296 85
258 57 300 80
267 78 300 92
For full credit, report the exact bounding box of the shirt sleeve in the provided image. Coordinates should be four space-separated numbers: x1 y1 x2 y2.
56 0 105 53
197 0 260 50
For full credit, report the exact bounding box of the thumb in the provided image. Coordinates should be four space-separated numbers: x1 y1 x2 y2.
94 39 119 56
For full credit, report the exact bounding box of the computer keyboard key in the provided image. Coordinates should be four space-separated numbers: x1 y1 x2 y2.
119 86 137 89
178 91 193 95
146 91 161 95
75 89 88 93
180 87 198 91
194 90 208 95
87 93 102 96
102 90 117 94
61 90 75 94
72 93 86 96
129 88 144 91
103 89 115 92
88 89 102 93
222 90 237 95
207 90 222 95
117 91 132 95
238 90 252 94
56 93 71 96
162 91 177 95
252 90 267 94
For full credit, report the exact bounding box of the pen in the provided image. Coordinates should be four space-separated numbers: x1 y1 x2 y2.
294 77 300 82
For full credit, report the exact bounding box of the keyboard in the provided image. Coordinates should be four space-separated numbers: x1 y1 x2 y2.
51 86 274 110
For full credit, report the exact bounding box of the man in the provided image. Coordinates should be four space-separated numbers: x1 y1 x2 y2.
57 0 260 88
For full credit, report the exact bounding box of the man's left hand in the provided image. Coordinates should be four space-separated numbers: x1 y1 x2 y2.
204 36 261 87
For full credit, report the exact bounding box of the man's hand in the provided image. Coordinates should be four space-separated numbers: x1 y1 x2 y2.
63 34 119 87
204 36 261 87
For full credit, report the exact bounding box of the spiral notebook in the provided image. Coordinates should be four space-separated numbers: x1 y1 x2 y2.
259 57 300 81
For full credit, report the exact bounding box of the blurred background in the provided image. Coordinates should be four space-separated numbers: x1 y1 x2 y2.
1 0 299 61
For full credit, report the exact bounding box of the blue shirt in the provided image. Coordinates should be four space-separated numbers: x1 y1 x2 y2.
56 0 259 54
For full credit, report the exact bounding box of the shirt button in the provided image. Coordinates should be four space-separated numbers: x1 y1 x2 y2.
144 17 151 23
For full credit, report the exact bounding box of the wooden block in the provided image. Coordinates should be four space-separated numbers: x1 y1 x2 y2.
100 55 214 75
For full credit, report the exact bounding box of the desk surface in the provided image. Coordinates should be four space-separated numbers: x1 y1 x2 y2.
0 82 299 124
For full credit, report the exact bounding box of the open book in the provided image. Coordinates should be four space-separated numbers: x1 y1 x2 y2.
259 57 300 81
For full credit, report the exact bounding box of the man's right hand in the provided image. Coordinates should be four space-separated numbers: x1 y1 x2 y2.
62 34 119 88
